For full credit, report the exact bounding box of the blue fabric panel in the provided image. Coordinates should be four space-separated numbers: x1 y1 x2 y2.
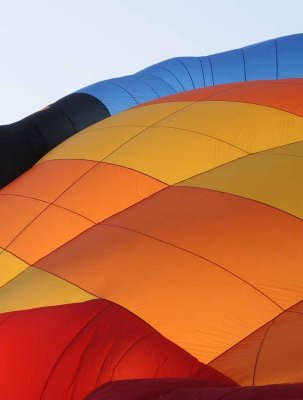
242 39 277 80
154 58 195 91
136 71 179 97
106 76 159 105
140 63 185 93
178 57 205 89
77 34 303 116
77 79 138 115
276 34 303 78
209 49 245 85
199 57 213 86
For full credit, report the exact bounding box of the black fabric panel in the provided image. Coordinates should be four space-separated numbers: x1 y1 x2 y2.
0 94 110 188
54 93 110 132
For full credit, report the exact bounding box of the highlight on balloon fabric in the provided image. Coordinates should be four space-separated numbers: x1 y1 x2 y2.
0 34 303 400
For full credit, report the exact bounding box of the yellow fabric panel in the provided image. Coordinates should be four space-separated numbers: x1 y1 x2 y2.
0 250 29 287
39 103 190 164
177 150 303 218
39 101 303 185
104 126 246 184
156 101 303 153
39 126 146 163
0 267 96 313
99 101 191 127
262 140 303 156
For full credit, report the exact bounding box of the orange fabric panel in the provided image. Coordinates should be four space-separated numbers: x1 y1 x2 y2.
135 82 241 106
8 205 93 264
35 224 280 363
210 301 303 386
55 163 167 222
105 187 303 309
254 306 303 385
209 81 303 116
209 323 271 386
138 79 303 116
1 160 97 203
0 195 47 249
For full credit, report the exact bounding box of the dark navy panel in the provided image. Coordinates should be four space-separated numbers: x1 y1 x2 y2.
53 93 109 132
243 39 277 80
277 34 303 78
209 49 245 85
0 94 109 188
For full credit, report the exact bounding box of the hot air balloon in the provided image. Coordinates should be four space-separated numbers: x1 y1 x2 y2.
0 34 303 399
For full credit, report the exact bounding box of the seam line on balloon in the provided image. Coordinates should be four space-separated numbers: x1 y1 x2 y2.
149 80 303 111
0 120 161 252
108 332 156 381
34 158 169 185
0 266 97 299
99 104 196 161
6 89 298 264
255 152 303 159
55 108 77 134
124 97 303 120
105 81 139 104
175 185 303 222
208 298 303 365
0 247 29 266
27 185 168 266
199 57 206 87
32 268 97 298
0 269 31 291
132 94 303 119
154 125 248 153
286 310 303 317
78 123 248 154
100 223 284 311
39 303 113 399
275 39 279 79
0 193 95 224
139 72 178 93
176 58 195 89
0 314 15 327
205 99 303 119
174 138 303 186
99 90 269 163
28 85 303 258
252 321 273 385
241 49 247 81
0 164 100 255
207 56 215 85
131 76 161 97
152 65 185 91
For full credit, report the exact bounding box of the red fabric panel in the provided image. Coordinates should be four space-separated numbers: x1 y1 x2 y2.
85 379 303 400
0 299 234 400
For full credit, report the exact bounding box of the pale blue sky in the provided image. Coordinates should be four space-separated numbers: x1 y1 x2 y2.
1 0 303 123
